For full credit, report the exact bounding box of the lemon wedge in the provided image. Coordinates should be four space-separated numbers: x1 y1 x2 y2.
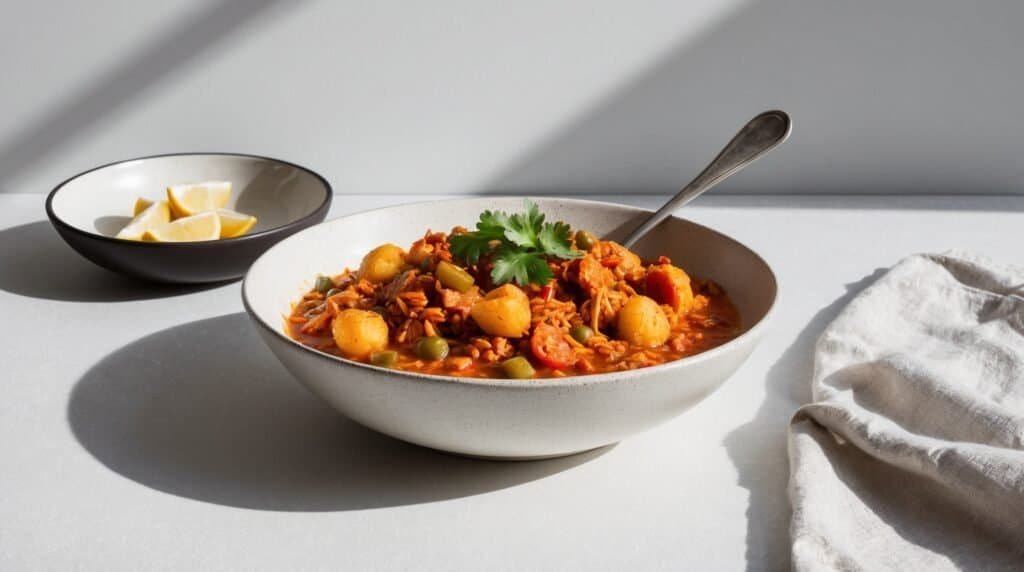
142 211 222 242
216 208 258 238
116 200 171 240
166 181 231 218
132 197 154 216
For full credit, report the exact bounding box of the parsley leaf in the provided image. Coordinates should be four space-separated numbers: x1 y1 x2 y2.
448 199 583 286
449 233 494 265
537 220 580 260
476 210 510 239
450 209 508 264
503 200 545 248
492 249 553 287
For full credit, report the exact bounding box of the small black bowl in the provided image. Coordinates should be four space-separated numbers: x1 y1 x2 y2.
46 152 332 284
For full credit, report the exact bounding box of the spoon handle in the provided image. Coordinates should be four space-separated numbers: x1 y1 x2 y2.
620 109 792 249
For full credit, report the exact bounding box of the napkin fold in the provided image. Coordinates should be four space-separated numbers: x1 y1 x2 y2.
788 252 1024 570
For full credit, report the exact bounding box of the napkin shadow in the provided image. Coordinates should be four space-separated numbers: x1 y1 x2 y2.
0 221 223 301
723 268 887 569
67 313 608 512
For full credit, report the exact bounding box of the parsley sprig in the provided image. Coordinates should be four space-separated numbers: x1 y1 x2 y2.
450 200 582 286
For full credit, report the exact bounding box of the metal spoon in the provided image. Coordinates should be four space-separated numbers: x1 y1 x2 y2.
620 110 792 249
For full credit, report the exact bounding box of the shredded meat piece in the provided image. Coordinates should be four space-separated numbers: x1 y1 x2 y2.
437 284 480 313
381 270 418 302
492 337 511 358
328 289 362 310
395 319 425 344
592 241 644 281
355 279 376 295
575 255 615 295
397 291 428 312
300 311 332 334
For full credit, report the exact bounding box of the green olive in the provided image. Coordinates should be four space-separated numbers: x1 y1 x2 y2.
314 275 334 294
570 324 594 344
436 261 476 293
419 258 432 272
416 336 450 361
325 288 342 297
370 350 399 367
575 230 598 251
501 356 536 379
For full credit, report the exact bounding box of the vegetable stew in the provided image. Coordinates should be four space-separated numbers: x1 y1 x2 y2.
287 201 741 379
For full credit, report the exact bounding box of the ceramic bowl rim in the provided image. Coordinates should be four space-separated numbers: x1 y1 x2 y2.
242 196 778 389
45 151 334 248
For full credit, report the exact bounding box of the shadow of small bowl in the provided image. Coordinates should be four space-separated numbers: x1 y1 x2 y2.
45 152 332 284
243 197 778 459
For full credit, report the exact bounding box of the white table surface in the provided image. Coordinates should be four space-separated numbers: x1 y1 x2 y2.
1 193 1020 571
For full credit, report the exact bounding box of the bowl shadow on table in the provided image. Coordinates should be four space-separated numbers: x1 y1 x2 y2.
67 313 609 512
722 269 886 570
0 221 226 302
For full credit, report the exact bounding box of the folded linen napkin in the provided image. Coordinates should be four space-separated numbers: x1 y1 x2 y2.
788 252 1024 570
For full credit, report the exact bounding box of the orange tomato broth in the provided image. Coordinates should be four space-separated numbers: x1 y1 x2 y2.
286 230 741 379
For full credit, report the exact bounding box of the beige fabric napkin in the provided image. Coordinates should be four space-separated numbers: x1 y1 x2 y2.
788 252 1024 570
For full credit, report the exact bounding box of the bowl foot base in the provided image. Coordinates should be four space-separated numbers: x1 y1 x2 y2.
435 443 615 462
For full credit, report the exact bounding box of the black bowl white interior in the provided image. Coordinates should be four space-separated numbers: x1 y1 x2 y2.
47 153 332 283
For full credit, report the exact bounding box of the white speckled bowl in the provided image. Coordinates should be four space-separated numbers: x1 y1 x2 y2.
242 197 777 459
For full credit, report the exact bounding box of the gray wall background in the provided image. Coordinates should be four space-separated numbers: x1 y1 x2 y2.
3 0 1022 195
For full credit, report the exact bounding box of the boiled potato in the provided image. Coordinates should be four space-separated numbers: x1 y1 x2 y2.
645 264 694 312
359 244 406 283
332 309 389 358
616 295 670 347
470 284 531 337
